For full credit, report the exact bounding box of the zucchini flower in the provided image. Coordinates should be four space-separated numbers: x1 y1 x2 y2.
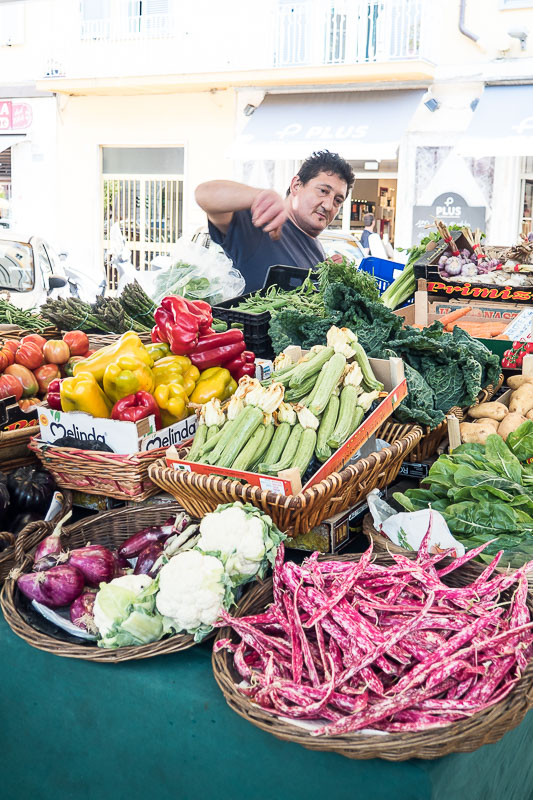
273 352 293 371
226 393 245 421
294 404 320 431
343 362 363 389
200 398 225 428
326 326 358 359
357 390 380 412
234 376 261 400
276 401 297 425
246 382 285 414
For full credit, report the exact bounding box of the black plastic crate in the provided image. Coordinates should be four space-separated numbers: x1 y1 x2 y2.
212 265 313 360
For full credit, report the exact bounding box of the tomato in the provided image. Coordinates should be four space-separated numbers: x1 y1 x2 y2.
513 340 525 350
0 373 23 401
18 397 42 411
524 342 533 354
3 340 18 356
62 330 90 356
15 341 44 370
33 363 61 394
64 355 86 377
43 339 71 365
4 364 39 397
20 333 47 351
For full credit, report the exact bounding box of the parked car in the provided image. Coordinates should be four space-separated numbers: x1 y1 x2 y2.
0 232 68 310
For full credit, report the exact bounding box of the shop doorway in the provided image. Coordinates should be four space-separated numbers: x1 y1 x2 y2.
333 160 398 250
102 146 184 290
0 146 11 229
520 157 533 239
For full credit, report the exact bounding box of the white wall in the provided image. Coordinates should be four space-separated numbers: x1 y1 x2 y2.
54 89 236 276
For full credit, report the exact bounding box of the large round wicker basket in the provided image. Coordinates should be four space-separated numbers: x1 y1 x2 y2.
212 551 533 761
0 501 199 662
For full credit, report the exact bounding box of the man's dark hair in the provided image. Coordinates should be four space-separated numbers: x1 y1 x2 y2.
363 213 375 227
290 150 354 197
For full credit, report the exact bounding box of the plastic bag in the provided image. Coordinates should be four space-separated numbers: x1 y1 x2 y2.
148 238 245 305
367 490 465 556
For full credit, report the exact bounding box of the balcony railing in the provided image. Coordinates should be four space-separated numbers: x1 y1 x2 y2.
41 0 428 80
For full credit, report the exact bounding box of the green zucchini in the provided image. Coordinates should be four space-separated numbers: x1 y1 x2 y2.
284 374 318 403
204 419 238 464
290 428 317 477
259 423 303 474
315 395 339 462
261 422 292 467
187 423 208 462
215 406 264 468
232 425 269 471
207 424 220 440
352 341 383 392
249 423 275 471
327 385 360 449
288 347 334 388
308 353 347 417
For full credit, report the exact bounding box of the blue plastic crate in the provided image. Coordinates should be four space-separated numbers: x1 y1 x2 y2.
359 256 414 306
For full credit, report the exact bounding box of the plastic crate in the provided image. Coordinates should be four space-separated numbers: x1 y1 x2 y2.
212 266 312 359
359 256 404 293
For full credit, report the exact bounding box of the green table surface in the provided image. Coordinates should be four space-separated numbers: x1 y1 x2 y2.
1 616 532 800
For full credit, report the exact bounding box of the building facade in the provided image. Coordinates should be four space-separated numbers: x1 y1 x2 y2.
0 0 532 281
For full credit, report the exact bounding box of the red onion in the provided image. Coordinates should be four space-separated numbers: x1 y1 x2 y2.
17 564 84 608
33 510 72 565
134 541 164 577
70 591 97 633
68 544 116 587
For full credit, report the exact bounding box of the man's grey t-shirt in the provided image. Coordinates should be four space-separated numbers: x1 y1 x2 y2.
208 210 325 294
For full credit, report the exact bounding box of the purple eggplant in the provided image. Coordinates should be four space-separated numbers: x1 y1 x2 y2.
134 541 164 577
70 591 97 633
68 545 116 587
117 516 178 558
17 565 84 608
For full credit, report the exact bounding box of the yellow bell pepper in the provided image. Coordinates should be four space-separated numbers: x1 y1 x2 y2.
60 372 113 419
102 356 155 404
189 367 237 405
182 364 201 396
73 332 154 384
154 382 189 427
152 355 190 388
146 342 171 361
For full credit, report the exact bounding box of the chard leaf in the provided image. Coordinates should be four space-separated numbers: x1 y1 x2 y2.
484 433 523 485
453 465 527 497
443 501 517 537
507 420 533 463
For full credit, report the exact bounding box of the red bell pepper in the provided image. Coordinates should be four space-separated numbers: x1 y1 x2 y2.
189 340 246 371
154 296 200 355
183 298 213 335
193 329 244 353
111 391 162 429
46 378 63 411
151 324 165 344
224 351 256 381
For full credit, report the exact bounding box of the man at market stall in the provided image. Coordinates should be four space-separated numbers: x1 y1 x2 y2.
195 150 355 293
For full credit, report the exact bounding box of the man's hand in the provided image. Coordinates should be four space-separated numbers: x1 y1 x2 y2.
251 189 287 241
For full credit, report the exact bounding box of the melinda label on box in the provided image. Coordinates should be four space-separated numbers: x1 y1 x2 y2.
140 415 197 452
38 407 156 454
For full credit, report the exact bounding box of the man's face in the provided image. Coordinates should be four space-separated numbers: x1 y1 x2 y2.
288 171 347 237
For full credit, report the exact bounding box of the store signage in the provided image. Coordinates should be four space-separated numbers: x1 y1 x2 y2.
0 100 32 131
411 192 486 246
275 123 369 141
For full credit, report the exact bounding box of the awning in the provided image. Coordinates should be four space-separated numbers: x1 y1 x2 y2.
228 89 425 161
0 135 27 155
456 85 533 157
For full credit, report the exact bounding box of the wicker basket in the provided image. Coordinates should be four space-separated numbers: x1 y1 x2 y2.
0 501 198 662
0 489 72 584
212 551 533 761
0 325 60 341
148 428 423 537
27 437 167 502
377 375 504 463
86 331 152 350
0 423 40 470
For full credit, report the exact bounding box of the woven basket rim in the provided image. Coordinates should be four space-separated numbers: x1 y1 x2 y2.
212 551 533 761
149 427 424 509
0 500 200 662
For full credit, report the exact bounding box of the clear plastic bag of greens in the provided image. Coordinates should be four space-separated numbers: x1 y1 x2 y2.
150 238 245 305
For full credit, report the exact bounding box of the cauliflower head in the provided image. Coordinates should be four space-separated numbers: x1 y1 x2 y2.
155 549 227 638
196 502 286 587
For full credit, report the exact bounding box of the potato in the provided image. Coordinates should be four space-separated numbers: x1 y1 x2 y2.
497 412 527 441
468 401 509 421
475 417 499 431
527 409 533 421
509 384 533 416
507 375 533 390
460 421 497 445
